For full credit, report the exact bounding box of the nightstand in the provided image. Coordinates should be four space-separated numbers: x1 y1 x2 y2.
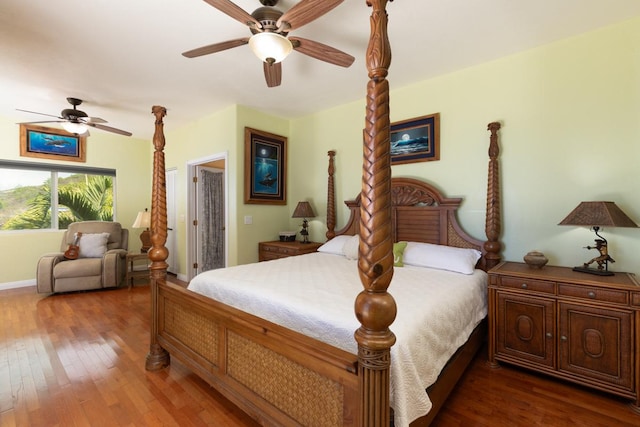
258 240 322 262
125 252 150 289
488 261 640 409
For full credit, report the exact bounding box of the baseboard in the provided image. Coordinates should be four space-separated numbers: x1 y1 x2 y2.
176 273 189 282
0 279 36 291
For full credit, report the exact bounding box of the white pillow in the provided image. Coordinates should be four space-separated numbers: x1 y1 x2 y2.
317 235 352 255
402 242 481 275
78 232 110 258
342 234 359 260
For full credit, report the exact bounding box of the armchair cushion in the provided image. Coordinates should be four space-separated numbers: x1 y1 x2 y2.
78 232 110 258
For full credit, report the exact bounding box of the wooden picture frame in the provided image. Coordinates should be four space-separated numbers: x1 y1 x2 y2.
20 124 86 163
244 127 287 205
390 113 440 165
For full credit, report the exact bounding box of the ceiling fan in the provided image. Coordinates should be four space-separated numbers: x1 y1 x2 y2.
182 0 355 87
17 97 132 137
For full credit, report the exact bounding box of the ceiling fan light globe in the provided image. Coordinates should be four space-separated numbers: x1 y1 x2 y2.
61 121 88 135
249 32 292 64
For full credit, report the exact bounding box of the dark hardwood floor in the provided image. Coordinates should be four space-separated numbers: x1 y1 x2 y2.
1 281 639 426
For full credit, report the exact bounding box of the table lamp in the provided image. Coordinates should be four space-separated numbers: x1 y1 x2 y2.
132 208 152 253
559 201 637 276
292 201 316 243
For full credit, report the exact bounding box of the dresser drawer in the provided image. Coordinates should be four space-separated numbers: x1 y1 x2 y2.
498 276 555 295
558 283 628 305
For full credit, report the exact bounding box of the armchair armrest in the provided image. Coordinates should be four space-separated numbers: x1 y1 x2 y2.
103 249 129 288
37 252 66 293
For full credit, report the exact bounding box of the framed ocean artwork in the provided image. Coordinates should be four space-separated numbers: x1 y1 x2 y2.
244 127 287 205
20 124 86 162
390 113 440 165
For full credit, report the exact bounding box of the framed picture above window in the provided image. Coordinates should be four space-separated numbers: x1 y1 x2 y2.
390 113 440 165
20 124 86 163
244 127 287 205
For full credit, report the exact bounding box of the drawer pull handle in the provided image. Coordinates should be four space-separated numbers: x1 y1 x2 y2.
521 283 528 289
588 291 596 298
560 336 567 341
546 332 552 338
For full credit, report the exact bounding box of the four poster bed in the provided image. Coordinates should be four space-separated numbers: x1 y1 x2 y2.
145 2 503 426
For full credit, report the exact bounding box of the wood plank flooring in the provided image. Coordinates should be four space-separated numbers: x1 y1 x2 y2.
1 281 639 426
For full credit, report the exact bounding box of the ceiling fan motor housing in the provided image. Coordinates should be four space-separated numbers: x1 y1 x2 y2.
250 7 285 35
61 108 88 121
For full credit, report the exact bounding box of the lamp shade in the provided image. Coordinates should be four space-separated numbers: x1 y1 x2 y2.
559 201 638 228
248 32 293 63
132 209 151 229
292 201 315 219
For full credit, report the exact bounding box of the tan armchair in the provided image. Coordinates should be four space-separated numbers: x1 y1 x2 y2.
37 221 129 293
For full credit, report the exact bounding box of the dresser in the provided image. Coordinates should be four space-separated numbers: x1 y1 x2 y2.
488 261 640 409
258 240 322 261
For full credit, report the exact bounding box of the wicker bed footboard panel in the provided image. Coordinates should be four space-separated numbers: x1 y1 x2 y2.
156 282 360 426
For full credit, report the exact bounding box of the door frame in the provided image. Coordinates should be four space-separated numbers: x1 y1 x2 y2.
186 151 228 281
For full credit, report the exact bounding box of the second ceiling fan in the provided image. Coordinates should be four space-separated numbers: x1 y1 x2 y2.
183 0 355 87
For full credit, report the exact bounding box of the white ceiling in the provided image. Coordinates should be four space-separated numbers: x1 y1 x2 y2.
1 0 639 140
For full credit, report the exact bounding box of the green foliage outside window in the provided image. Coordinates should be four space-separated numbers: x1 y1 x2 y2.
1 174 113 230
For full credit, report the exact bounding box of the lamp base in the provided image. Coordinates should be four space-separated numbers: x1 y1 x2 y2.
140 229 151 253
572 266 614 276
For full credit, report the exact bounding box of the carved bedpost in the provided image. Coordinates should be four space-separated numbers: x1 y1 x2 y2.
326 150 336 240
484 122 502 270
355 1 396 426
145 105 170 371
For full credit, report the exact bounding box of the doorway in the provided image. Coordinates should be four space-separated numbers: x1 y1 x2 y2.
187 153 228 280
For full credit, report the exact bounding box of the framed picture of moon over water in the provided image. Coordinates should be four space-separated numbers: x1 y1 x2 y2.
390 113 440 165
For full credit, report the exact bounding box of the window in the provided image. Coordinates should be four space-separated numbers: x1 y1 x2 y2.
0 160 116 230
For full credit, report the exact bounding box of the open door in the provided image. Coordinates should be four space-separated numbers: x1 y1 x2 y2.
187 153 227 280
196 166 225 274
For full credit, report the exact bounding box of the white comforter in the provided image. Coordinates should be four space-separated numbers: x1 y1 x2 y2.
188 252 487 427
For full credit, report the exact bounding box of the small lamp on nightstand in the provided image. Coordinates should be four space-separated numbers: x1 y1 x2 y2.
292 201 316 244
132 208 152 253
559 201 637 276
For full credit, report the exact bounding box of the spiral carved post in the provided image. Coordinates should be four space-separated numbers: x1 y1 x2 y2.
326 150 337 240
355 1 396 426
145 105 170 371
484 122 502 270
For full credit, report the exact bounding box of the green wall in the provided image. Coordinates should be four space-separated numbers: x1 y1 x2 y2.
2 16 639 287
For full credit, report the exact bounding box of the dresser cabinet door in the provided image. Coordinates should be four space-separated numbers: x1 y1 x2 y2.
559 302 634 391
496 292 556 368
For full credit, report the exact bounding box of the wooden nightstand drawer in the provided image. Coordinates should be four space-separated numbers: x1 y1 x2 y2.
262 245 293 256
259 241 322 262
558 283 628 305
498 276 555 295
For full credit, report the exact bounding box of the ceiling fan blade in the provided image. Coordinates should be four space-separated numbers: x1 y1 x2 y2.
277 0 343 31
17 120 66 125
86 117 108 124
87 122 132 137
16 109 63 120
203 0 262 29
183 38 249 58
263 61 282 88
290 37 354 67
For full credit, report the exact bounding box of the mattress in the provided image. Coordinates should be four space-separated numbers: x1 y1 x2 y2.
188 252 487 427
